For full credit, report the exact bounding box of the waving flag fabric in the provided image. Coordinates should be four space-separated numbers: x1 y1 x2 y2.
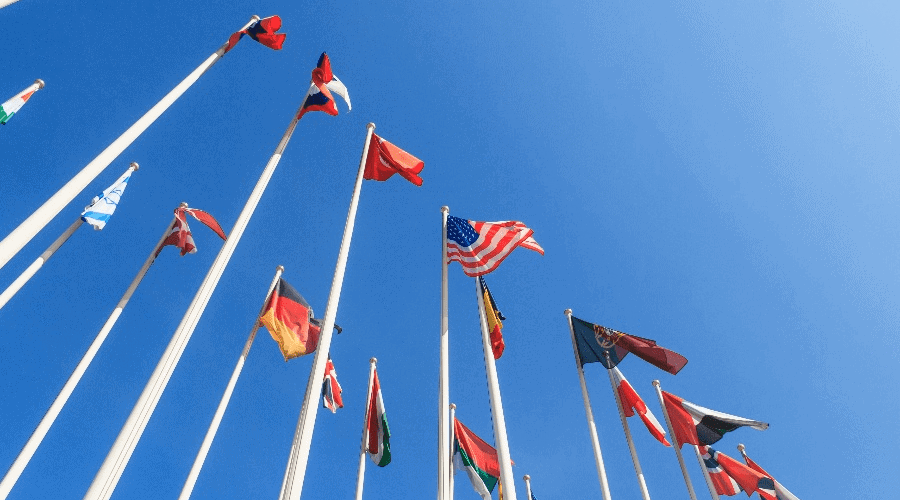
297 53 351 120
81 166 135 230
322 357 343 413
156 207 226 257
740 449 801 500
479 276 506 359
700 446 771 498
223 15 286 53
0 81 40 124
570 315 688 374
446 216 543 277
259 278 320 361
364 133 424 186
454 418 502 500
610 366 670 446
661 390 768 447
365 368 391 466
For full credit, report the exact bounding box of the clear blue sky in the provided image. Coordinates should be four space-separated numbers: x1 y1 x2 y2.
1 1 897 498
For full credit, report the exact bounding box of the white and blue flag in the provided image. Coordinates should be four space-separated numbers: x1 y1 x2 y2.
81 165 136 230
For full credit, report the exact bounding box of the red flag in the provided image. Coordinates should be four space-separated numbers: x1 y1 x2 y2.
224 15 286 54
611 367 670 446
156 207 227 257
661 391 768 447
364 133 424 186
322 358 343 413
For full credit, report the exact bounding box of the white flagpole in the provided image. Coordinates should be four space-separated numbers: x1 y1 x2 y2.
564 309 613 500
604 359 651 500
0 162 139 311
0 207 179 500
177 265 284 500
523 475 532 500
354 358 377 500
0 0 23 9
438 206 451 500
693 445 720 500
474 278 517 500
651 380 699 500
278 122 376 500
0 16 260 273
85 94 305 500
448 403 455 500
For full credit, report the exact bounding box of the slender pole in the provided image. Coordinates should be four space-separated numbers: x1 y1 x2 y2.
693 445 720 500
84 94 300 500
0 16 260 272
474 278 517 500
278 123 376 500
564 309 613 500
354 358 377 500
651 380 699 500
523 475 531 500
604 360 651 500
0 211 179 500
0 0 23 9
438 206 451 500
448 404 455 500
177 266 284 500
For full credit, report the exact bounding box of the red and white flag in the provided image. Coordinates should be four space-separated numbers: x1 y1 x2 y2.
156 207 227 257
700 446 769 497
364 133 424 186
446 216 543 276
610 366 670 446
322 357 343 413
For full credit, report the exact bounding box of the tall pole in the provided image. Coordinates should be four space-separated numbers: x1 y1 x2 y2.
564 309 613 500
523 475 532 500
177 266 284 500
353 358 377 500
438 206 451 500
474 278 517 500
448 403 455 500
278 123 376 500
693 445 720 500
0 209 179 500
0 16 259 272
0 162 139 311
85 94 304 500
651 380 699 500
604 360 651 500
0 0 23 9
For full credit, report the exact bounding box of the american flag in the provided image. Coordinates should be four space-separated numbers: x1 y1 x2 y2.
446 215 543 276
322 357 343 413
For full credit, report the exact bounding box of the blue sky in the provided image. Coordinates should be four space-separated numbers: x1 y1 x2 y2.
1 0 897 498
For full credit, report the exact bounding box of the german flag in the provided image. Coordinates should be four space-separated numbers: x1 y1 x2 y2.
260 278 319 361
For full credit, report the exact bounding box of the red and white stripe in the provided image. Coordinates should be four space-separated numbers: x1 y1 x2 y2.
448 220 544 277
610 366 670 446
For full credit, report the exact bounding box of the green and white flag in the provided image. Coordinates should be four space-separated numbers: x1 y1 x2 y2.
453 418 501 500
1 81 41 125
365 367 391 466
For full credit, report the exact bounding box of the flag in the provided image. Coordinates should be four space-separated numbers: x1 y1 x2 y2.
446 216 544 277
453 418 501 500
740 449 802 500
297 53 351 120
610 366 670 446
156 207 226 257
699 446 767 497
661 390 768 447
569 315 688 375
322 357 343 413
479 276 506 359
364 133 424 186
259 278 321 360
0 82 39 124
223 15 286 53
81 166 134 230
365 367 391 466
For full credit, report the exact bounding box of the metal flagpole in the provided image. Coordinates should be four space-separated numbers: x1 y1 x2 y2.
523 475 532 500
0 16 259 272
278 122 376 500
0 162 138 311
564 309 613 500
354 358 377 500
651 380 699 500
177 265 284 500
448 403 455 500
0 207 179 500
84 91 304 500
604 358 651 500
0 0 23 9
474 278 517 500
438 206 451 500
693 445 720 500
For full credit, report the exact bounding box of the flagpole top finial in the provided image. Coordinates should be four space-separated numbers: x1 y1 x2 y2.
449 403 456 410
367 122 376 131
652 379 660 387
441 206 449 213
276 265 285 273
370 357 377 364
737 443 745 453
564 308 572 315
523 474 530 481
129 162 139 171
180 201 189 208
34 79 45 89
250 14 261 22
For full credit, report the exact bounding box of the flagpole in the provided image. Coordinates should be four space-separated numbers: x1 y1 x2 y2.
448 403 456 500
0 0 23 9
177 265 284 500
564 309 613 500
604 359 651 500
651 380 699 500
693 445 720 500
85 93 304 500
0 16 260 272
438 206 451 500
523 475 531 500
354 358 377 500
0 207 179 500
474 278 517 500
278 122 376 500
0 162 139 311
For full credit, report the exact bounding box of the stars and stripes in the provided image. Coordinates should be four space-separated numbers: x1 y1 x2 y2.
446 215 543 277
